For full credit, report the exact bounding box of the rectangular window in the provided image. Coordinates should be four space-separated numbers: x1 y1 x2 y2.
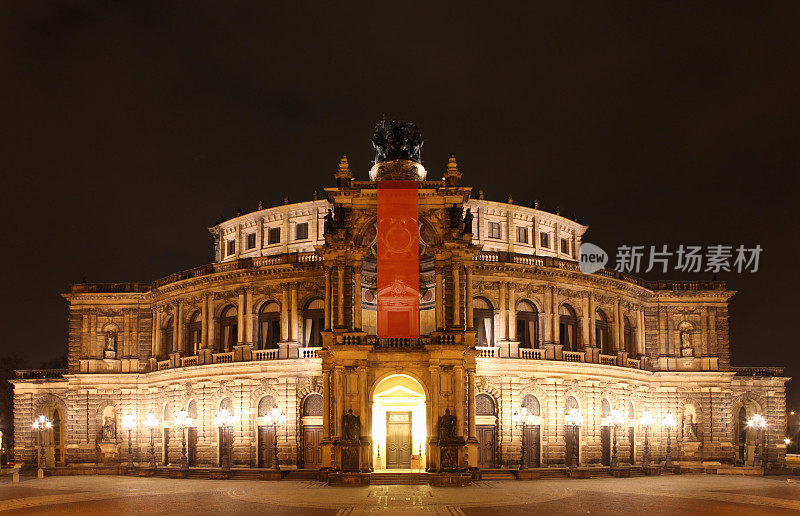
540 232 550 248
246 233 256 250
516 226 528 243
295 222 309 240
268 227 280 245
561 238 570 254
226 239 236 256
488 221 501 239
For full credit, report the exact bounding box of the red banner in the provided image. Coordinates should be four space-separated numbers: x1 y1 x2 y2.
377 181 419 338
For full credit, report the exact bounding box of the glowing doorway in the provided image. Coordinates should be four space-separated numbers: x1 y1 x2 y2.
372 374 426 471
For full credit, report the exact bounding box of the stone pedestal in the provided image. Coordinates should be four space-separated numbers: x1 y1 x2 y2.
97 442 119 464
583 346 599 363
233 344 251 362
466 438 479 469
197 348 213 365
279 341 300 359
438 438 465 471
103 350 116 360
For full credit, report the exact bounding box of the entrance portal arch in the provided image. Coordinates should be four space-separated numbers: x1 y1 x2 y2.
371 374 427 470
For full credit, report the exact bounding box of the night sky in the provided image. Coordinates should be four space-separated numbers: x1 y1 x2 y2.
1 2 798 410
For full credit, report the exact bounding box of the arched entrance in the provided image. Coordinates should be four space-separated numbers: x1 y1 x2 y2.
371 374 426 470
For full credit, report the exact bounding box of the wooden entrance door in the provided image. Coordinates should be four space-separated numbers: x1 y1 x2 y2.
476 425 496 468
303 425 323 469
187 427 198 466
601 426 611 466
565 426 580 466
258 426 276 468
386 412 412 469
628 427 635 465
163 428 170 466
523 425 541 468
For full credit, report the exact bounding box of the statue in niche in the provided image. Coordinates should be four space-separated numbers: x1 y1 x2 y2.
438 408 457 442
104 331 117 353
462 208 474 234
449 206 462 230
334 204 346 229
680 329 694 357
342 409 361 442
323 209 335 235
101 416 117 442
682 406 697 440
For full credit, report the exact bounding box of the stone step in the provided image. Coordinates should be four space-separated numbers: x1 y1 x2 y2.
284 469 319 480
370 473 429 485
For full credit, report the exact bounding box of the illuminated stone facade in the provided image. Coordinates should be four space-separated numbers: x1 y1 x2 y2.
12 149 788 473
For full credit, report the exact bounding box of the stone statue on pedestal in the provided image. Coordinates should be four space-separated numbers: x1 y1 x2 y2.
438 408 457 441
462 209 473 234
101 416 116 442
104 331 117 359
324 209 335 235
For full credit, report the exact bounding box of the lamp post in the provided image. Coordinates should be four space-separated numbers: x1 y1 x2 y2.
214 408 236 470
512 407 536 470
639 411 654 467
747 414 767 468
122 413 136 469
661 413 676 468
32 415 52 476
145 412 159 469
175 410 193 469
261 407 287 471
606 409 626 470
564 408 583 469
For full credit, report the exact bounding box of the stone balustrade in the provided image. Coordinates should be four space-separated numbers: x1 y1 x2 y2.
252 349 279 361
299 347 322 359
599 354 616 366
563 350 585 362
520 348 543 360
180 356 198 367
212 352 234 364
156 360 170 371
475 346 499 358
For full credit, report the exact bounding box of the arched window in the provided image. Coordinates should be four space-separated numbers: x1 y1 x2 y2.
522 394 540 416
162 315 174 358
628 401 635 421
595 309 610 354
257 395 275 417
624 316 635 357
303 394 323 416
566 396 579 413
516 301 539 349
52 409 62 463
736 406 748 462
475 394 495 416
559 304 578 351
303 298 324 347
187 399 198 420
187 311 202 356
601 399 611 419
473 297 494 347
218 306 238 352
163 402 172 424
258 302 281 350
219 397 233 413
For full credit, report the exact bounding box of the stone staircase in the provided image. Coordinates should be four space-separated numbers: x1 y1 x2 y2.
480 469 517 480
283 469 320 480
370 472 430 485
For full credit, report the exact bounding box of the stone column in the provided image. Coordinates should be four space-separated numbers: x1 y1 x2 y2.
507 284 516 340
172 303 180 354
245 288 254 347
465 266 474 330
466 368 479 469
281 285 289 341
207 292 216 351
324 266 332 330
153 307 161 358
435 266 444 330
322 370 331 439
499 282 508 341
201 294 208 348
358 364 370 471
452 263 460 327
614 299 622 352
353 265 362 330
637 308 646 357
290 283 299 341
429 365 440 471
237 290 245 345
337 265 345 328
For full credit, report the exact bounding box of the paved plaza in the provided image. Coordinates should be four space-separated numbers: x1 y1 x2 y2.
0 474 799 515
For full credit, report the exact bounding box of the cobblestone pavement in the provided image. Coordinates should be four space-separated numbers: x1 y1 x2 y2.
0 474 799 515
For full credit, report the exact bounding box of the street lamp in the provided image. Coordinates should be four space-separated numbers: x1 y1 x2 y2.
144 412 159 469
31 415 52 475
214 408 236 470
564 408 583 469
512 407 536 470
661 413 676 468
639 411 654 467
606 409 626 469
122 413 136 468
747 414 767 467
175 410 193 469
261 407 287 471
